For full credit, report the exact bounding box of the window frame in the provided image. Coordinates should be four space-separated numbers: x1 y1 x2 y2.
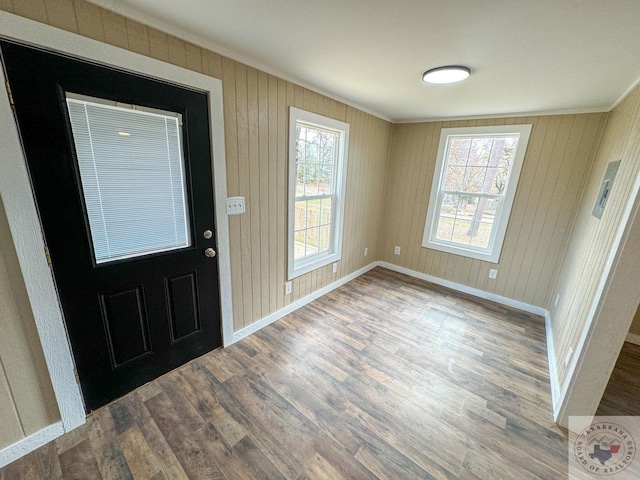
422 124 532 263
288 107 349 280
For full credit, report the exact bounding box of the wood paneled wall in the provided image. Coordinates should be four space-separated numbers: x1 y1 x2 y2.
221 70 391 330
0 0 392 447
379 114 607 308
0 199 59 449
550 84 640 388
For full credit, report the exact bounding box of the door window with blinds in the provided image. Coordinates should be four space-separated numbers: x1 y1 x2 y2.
288 107 349 279
422 125 531 263
66 94 191 264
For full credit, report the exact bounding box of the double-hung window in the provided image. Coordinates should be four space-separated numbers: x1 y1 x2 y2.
422 124 531 263
288 107 349 279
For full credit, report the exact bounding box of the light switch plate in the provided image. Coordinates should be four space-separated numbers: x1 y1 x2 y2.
226 196 245 215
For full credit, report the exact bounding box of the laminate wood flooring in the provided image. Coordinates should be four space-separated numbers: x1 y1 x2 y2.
0 267 569 479
597 341 640 416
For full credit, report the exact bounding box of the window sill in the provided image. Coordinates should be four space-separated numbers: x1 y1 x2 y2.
288 252 340 280
422 239 500 263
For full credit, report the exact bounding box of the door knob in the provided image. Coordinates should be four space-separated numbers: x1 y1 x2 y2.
204 248 216 258
203 229 213 239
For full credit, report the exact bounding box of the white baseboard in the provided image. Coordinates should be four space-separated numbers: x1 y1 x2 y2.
233 261 551 345
377 262 548 316
0 422 63 468
232 262 379 343
626 332 640 345
545 312 562 420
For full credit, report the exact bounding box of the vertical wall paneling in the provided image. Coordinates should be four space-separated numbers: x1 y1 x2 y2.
550 85 640 388
380 114 607 309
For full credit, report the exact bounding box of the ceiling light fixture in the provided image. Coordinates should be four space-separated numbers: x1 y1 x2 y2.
422 65 470 84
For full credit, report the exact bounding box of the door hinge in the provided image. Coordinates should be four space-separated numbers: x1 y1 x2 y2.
44 246 52 268
74 368 80 384
5 81 14 106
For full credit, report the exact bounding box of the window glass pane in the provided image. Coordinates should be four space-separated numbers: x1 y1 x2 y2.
436 194 458 241
293 119 340 264
423 125 530 261
487 167 509 194
306 200 320 228
436 215 454 242
319 225 330 252
469 137 493 166
319 164 333 193
295 162 305 196
444 166 465 191
66 95 190 264
289 107 349 279
452 219 472 245
294 200 307 230
456 196 478 222
304 164 320 196
320 198 332 226
499 137 518 167
447 138 471 166
294 230 305 259
305 227 319 256
463 168 486 193
295 125 338 200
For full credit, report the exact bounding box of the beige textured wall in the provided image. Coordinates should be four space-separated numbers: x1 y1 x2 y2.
379 114 607 308
0 198 60 449
0 0 391 448
549 84 640 388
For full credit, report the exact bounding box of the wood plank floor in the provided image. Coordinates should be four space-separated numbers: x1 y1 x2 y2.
597 341 640 416
0 267 569 479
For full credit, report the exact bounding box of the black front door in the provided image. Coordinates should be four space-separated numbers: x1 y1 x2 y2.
1 41 222 411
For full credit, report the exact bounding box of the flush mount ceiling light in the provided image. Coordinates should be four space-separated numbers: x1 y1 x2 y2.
422 65 471 84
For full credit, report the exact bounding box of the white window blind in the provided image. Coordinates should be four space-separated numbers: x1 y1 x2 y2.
66 96 191 264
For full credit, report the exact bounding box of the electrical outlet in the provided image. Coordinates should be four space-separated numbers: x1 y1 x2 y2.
394 246 401 255
285 281 292 295
332 262 337 273
555 294 560 307
564 346 573 366
364 247 368 257
226 196 245 215
489 269 497 279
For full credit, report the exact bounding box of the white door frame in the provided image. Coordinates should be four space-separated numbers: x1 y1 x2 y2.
0 11 234 432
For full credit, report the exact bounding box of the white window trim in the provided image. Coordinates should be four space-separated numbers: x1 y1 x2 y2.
422 124 532 263
288 107 349 280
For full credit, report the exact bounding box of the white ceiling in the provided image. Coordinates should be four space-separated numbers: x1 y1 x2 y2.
90 0 640 122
